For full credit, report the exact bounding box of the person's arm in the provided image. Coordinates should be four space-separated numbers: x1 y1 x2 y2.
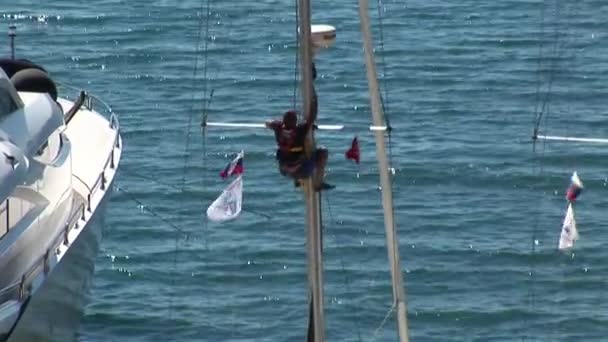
265 120 281 130
304 86 318 132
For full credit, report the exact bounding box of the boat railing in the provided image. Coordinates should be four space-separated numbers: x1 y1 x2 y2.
57 82 117 125
0 86 121 308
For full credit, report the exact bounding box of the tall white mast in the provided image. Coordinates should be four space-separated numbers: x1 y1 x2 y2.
298 0 325 340
357 0 409 341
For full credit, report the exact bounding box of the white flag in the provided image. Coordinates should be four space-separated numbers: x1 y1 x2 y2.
558 202 579 250
206 175 243 222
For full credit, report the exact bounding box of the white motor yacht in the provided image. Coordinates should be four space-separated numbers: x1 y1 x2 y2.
0 28 121 341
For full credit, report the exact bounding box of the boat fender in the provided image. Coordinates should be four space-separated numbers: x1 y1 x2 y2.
10 68 58 101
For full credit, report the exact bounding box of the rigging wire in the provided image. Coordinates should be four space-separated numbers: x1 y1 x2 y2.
370 304 396 342
532 1 568 137
375 0 394 168
528 1 570 340
114 185 189 325
527 1 549 339
169 0 209 320
201 111 210 251
202 0 211 117
121 168 272 220
531 1 547 141
182 1 208 191
293 0 300 109
322 193 363 342
374 0 402 281
373 1 406 338
199 1 212 253
199 0 214 248
535 2 563 135
547 4 580 338
115 185 187 235
373 0 398 248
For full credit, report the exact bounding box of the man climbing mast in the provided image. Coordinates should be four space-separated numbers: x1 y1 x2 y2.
266 63 334 191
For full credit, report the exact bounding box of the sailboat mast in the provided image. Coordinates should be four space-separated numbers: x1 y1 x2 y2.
298 0 326 341
357 0 409 341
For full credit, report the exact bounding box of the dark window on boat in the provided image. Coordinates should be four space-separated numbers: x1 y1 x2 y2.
0 81 18 116
0 196 35 238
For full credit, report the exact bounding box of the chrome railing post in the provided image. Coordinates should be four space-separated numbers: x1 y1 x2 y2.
101 171 106 190
8 25 16 60
19 275 25 299
44 249 50 274
5 199 8 234
86 93 92 110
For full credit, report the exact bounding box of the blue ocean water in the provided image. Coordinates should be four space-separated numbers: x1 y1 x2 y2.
3 0 608 340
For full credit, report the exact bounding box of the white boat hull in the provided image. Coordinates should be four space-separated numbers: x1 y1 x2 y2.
6 183 114 342
0 88 122 341
0 57 122 341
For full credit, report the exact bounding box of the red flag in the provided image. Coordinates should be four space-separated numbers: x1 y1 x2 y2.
565 171 583 202
219 150 244 179
345 136 360 164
